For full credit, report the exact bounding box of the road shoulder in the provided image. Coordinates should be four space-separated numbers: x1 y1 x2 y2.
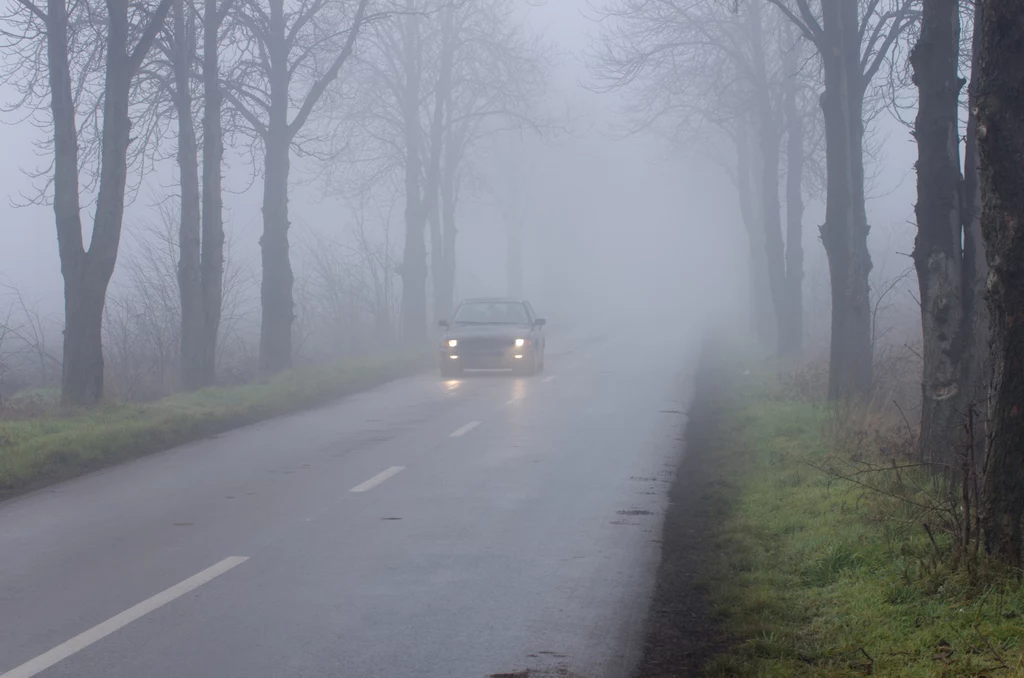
0 351 431 499
635 353 734 677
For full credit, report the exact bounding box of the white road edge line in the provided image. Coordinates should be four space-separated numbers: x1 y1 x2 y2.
542 375 556 383
449 421 481 438
0 556 248 678
349 466 405 493
506 395 524 405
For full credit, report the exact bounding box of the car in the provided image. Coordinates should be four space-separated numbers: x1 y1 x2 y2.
438 297 546 378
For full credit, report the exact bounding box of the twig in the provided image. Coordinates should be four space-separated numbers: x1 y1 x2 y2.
859 647 875 674
893 399 915 441
984 636 1008 670
800 458 952 513
923 522 940 555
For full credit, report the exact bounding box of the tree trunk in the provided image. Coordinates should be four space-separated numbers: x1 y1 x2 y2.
976 0 1024 567
438 135 458 319
425 125 444 325
910 0 966 466
258 1 294 373
736 121 776 350
62 280 107 405
506 207 523 298
757 110 789 355
782 30 805 357
819 0 873 400
46 0 89 405
747 1 790 357
425 7 454 323
427 197 443 324
401 148 427 341
399 13 427 342
62 0 135 405
45 0 168 406
960 0 989 458
259 132 294 372
173 0 206 391
199 0 226 384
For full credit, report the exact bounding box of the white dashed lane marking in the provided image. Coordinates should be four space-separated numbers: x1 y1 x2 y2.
349 466 405 493
0 557 249 678
449 421 481 438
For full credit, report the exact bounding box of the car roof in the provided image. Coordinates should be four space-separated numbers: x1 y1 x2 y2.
457 297 529 305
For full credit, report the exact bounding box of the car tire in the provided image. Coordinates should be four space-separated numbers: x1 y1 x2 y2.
538 349 545 373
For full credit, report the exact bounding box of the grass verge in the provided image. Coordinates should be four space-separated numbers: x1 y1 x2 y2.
0 350 432 497
699 366 1024 676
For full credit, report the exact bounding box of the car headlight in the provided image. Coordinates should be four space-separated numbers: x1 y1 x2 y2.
448 339 458 348
515 338 526 348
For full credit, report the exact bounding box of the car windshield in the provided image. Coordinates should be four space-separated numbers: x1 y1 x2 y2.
452 302 530 325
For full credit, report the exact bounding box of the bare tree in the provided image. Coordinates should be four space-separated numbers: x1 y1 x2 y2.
315 3 427 342
101 207 251 399
147 0 208 390
426 0 550 320
162 0 233 390
106 0 233 391
195 0 234 386
336 0 548 334
589 0 810 356
976 0 1024 567
734 118 778 347
422 3 454 323
781 21 808 356
909 0 983 467
222 0 376 371
397 7 428 341
766 0 917 399
1 0 174 406
958 0 988 462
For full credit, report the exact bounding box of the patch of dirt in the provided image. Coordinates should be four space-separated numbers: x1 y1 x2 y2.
635 359 733 678
617 509 654 516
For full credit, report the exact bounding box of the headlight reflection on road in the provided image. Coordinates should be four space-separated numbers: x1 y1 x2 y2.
509 378 526 402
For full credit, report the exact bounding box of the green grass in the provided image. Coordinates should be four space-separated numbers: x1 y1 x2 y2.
0 350 431 495
701 387 1024 677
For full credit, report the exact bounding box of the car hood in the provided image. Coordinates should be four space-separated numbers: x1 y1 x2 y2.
445 324 532 339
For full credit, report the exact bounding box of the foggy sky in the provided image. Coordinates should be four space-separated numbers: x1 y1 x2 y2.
0 0 920 335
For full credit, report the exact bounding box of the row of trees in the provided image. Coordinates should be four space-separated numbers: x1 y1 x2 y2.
591 0 912 397
591 0 1024 565
0 0 549 406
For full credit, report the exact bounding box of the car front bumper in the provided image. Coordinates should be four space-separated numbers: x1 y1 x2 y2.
440 345 534 369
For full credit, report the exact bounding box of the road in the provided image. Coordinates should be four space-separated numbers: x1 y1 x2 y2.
0 324 699 678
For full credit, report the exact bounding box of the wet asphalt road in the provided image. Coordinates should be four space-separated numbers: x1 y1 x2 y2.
0 324 698 678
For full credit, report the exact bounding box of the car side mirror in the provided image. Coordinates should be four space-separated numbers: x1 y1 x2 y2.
438 319 449 328
534 318 546 327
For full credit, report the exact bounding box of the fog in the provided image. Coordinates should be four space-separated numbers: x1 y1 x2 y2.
0 0 920 400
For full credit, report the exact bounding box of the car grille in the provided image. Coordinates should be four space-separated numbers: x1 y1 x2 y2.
459 337 514 352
